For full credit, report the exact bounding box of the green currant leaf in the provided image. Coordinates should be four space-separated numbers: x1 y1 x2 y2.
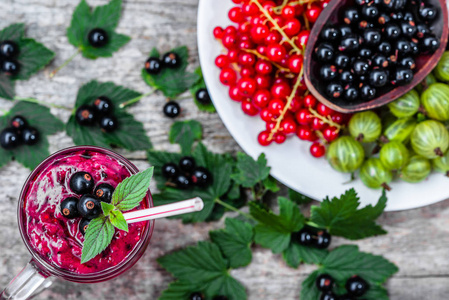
169 120 202 155
141 46 200 98
310 189 387 240
262 176 280 193
158 241 247 299
190 67 216 112
0 101 64 169
66 80 151 151
159 281 203 300
210 218 253 268
0 73 16 100
289 189 313 205
112 167 154 211
81 215 115 264
300 271 321 300
250 197 305 253
0 23 25 42
231 153 271 188
15 38 55 80
109 210 128 232
67 0 130 59
282 241 327 268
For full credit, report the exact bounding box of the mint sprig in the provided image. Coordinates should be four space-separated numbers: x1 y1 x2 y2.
81 167 154 264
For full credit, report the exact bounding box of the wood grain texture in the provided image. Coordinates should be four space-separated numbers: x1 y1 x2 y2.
0 0 448 299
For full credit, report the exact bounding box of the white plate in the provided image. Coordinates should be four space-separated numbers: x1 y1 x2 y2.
197 0 449 211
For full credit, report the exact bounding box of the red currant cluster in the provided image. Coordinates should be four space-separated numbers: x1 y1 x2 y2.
213 0 351 157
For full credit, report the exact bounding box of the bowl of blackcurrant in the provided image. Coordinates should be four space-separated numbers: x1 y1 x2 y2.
304 0 448 113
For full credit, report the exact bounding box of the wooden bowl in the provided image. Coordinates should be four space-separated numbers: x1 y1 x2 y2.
304 0 449 113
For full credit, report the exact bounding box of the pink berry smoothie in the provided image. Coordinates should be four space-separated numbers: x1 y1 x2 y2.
22 149 148 274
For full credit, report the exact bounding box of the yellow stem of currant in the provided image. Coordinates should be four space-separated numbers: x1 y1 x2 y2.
251 0 302 54
273 0 290 13
268 68 303 141
308 107 342 131
242 49 292 73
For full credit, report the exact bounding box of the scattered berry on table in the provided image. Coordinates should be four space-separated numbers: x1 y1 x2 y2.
77 194 102 219
88 28 109 47
70 171 95 195
162 52 180 68
320 291 338 300
145 57 162 75
189 292 204 300
0 128 21 149
163 101 181 118
75 105 96 126
162 163 179 179
296 227 314 246
195 88 212 104
315 230 332 249
60 197 80 219
10 115 27 129
179 156 196 173
191 166 212 187
93 96 113 115
94 183 115 203
316 274 335 292
22 127 39 145
2 59 20 76
174 174 192 189
99 115 118 132
0 40 19 57
345 275 369 297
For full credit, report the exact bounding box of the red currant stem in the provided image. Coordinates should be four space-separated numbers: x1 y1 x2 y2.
172 94 192 101
268 69 304 140
14 97 72 111
242 49 292 73
314 130 327 144
308 107 342 131
303 14 310 31
49 48 81 79
119 90 155 109
251 0 302 54
215 198 256 221
273 0 290 13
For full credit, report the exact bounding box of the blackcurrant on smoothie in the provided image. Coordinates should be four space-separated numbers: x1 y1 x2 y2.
22 149 148 274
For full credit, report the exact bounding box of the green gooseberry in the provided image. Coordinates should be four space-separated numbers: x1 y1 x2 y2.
327 136 365 173
379 141 410 170
434 51 449 82
383 117 417 143
348 111 382 143
387 90 420 118
411 120 449 159
421 83 449 121
432 150 449 177
359 158 393 190
400 155 432 183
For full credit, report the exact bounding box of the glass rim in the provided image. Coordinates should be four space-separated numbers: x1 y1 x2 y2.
17 145 155 283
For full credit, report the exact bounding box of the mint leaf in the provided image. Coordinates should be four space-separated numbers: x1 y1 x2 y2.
282 242 328 268
141 46 200 98
112 167 154 211
0 101 64 169
150 143 233 223
310 189 387 240
190 67 216 112
81 215 115 263
231 153 271 188
16 38 55 80
110 210 128 232
158 241 247 299
169 120 202 155
289 189 313 205
210 218 253 268
263 176 280 193
250 197 305 253
66 80 151 150
101 202 115 216
67 0 130 59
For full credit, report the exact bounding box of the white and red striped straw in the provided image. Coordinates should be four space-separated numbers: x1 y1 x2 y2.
123 197 204 224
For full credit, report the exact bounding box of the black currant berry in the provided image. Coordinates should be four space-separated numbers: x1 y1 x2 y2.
22 127 39 145
212 296 228 300
358 48 372 58
314 43 334 62
346 275 369 297
77 194 102 219
410 41 420 55
326 82 343 99
403 11 414 22
99 115 118 132
0 40 19 57
195 88 212 105
399 57 416 69
70 171 95 195
360 84 377 100
392 67 413 86
94 183 115 203
363 29 381 46
316 274 335 292
377 41 392 55
377 12 391 25
415 23 430 39
339 35 359 52
296 227 313 246
320 65 338 81
352 59 370 76
384 23 401 40
382 0 406 11
400 21 417 38
179 156 196 173
343 8 360 25
93 96 113 115
163 101 180 118
60 197 80 219
320 291 338 300
369 69 388 87
75 105 96 126
334 53 350 68
339 294 356 300
145 57 162 75
340 70 354 84
2 60 20 76
361 5 379 20
191 167 212 187
420 35 440 53
315 230 332 249
174 174 192 189
344 85 359 102
0 128 21 149
88 28 108 47
340 25 353 38
10 115 27 130
162 163 179 179
396 39 412 56
372 54 389 68
189 292 204 300
79 218 91 235
162 52 180 68
419 6 437 22
320 25 341 42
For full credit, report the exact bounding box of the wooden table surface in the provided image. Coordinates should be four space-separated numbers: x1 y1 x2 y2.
0 0 448 299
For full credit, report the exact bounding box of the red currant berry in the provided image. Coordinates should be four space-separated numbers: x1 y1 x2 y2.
238 40 254 50
241 100 259 116
322 126 339 142
250 25 269 44
253 89 271 109
267 44 287 63
271 82 292 99
266 121 277 131
321 0 331 9
224 26 237 35
242 3 258 16
311 117 326 131
220 68 237 86
271 16 284 27
255 60 273 75
310 142 326 158
229 86 244 102
237 78 257 96
317 103 333 117
240 66 255 78
296 30 310 47
255 75 272 89
295 4 305 16
262 1 276 14
251 16 265 26
288 54 303 73
268 98 285 115
295 108 313 125
239 22 251 34
296 126 318 141
274 132 287 144
283 19 301 36
265 32 282 45
282 5 296 19
331 112 344 124
288 96 302 113
223 34 238 49
228 50 239 62
305 4 322 23
258 130 273 146
228 7 245 23
257 45 267 55
238 53 256 66
281 118 297 135
215 54 229 68
213 26 224 39
260 108 274 122
303 94 317 108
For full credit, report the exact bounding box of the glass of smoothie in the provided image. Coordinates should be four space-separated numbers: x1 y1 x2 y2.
1 146 155 299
